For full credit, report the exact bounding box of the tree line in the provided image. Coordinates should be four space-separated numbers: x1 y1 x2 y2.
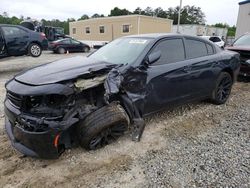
0 6 236 36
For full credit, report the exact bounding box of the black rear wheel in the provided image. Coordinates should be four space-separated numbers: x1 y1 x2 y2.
211 72 233 105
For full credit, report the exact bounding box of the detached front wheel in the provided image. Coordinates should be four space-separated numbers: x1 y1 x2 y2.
211 72 233 105
28 43 42 57
78 103 129 150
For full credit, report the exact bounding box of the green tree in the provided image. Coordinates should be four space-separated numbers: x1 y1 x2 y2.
91 13 104 18
211 23 236 37
167 5 205 24
154 7 168 18
109 7 131 16
78 14 89 21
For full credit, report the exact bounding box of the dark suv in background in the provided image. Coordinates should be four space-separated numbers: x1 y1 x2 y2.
226 33 250 78
0 24 48 58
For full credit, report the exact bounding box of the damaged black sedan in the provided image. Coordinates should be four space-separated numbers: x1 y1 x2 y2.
4 34 240 159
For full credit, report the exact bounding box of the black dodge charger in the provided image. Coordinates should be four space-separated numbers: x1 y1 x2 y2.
4 34 240 159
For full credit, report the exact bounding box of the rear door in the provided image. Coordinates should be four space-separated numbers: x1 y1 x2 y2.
183 37 220 98
1 26 29 55
144 37 195 115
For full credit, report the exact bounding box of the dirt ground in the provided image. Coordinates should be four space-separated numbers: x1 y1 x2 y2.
0 52 249 187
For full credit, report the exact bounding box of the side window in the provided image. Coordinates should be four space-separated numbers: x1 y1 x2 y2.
2 26 27 36
206 43 214 55
72 28 76 34
99 26 105 33
185 39 208 59
71 39 80 44
62 39 71 44
151 38 185 65
122 25 130 33
85 27 90 34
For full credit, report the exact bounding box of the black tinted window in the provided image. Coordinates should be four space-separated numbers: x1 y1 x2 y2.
186 39 208 59
151 39 185 65
206 43 214 55
2 26 27 36
71 39 80 44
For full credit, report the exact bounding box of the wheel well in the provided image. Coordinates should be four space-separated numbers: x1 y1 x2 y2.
30 41 42 47
221 68 234 82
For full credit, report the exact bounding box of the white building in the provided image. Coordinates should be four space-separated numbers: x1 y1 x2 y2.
172 24 228 37
236 0 250 38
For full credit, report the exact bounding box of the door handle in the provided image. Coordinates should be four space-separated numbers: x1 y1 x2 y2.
183 66 191 73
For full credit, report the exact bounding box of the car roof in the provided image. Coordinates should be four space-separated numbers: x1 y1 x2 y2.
123 33 214 44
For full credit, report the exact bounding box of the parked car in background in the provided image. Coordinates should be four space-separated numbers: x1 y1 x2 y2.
48 38 90 54
201 36 225 48
4 34 240 159
226 33 250 77
0 24 48 58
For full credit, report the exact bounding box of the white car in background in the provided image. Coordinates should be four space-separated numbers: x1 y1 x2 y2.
200 36 225 48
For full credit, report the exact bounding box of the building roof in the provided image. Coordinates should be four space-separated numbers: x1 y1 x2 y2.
239 0 250 5
71 14 173 23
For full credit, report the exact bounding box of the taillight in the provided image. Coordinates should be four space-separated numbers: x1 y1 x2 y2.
40 32 46 39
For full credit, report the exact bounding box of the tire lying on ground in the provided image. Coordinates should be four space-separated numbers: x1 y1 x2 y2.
28 43 42 57
78 103 130 150
211 72 233 105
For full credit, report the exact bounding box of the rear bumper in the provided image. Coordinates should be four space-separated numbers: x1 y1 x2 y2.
4 99 62 159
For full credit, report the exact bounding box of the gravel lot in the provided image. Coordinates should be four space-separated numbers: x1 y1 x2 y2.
0 52 249 187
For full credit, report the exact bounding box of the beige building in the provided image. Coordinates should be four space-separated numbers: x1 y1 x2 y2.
69 15 173 42
236 0 250 38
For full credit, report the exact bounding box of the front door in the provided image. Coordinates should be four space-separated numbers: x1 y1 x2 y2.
143 38 195 115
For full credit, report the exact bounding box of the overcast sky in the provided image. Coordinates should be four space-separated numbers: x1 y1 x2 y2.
0 0 241 26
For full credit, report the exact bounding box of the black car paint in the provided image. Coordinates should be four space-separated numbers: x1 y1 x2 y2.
48 39 90 53
4 34 240 158
0 24 48 58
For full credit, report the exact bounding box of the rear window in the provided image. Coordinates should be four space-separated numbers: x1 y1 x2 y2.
185 39 208 59
209 37 221 42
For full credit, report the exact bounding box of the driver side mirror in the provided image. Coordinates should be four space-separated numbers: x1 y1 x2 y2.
146 51 161 65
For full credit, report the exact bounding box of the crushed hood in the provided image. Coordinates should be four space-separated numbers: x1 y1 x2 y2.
15 56 115 86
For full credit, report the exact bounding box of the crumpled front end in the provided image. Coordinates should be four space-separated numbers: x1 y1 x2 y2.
4 77 104 158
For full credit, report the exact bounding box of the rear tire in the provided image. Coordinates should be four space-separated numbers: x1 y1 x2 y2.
28 43 42 57
211 72 233 105
78 103 129 150
58 47 66 54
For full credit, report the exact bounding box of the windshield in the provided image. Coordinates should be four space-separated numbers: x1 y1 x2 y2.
89 37 152 65
233 34 250 46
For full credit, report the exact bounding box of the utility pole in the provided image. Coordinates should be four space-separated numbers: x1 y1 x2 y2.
177 0 183 33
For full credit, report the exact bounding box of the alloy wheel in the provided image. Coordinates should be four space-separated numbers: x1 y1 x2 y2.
89 123 127 150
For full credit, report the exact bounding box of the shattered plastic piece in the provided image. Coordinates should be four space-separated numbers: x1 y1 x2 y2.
75 75 107 90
